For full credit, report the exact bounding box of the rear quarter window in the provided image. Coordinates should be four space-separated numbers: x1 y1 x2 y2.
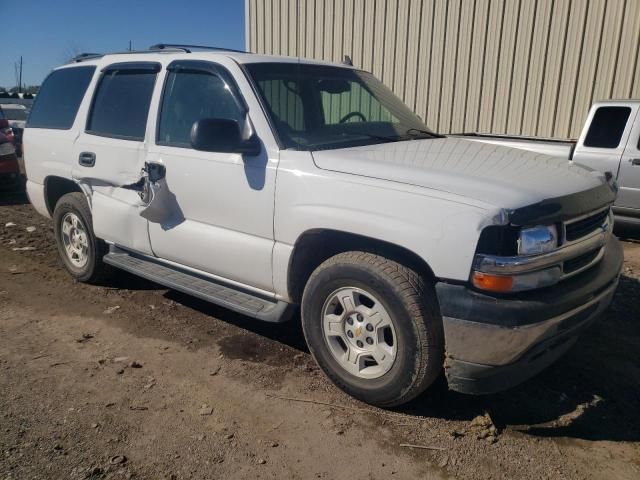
583 106 631 148
27 66 96 129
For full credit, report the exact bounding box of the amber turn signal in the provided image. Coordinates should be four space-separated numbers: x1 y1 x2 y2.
471 272 513 293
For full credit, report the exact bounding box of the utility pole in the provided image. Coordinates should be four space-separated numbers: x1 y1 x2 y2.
18 56 23 94
128 40 132 52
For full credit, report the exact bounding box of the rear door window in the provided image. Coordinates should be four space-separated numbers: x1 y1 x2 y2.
27 66 95 129
583 106 631 148
87 63 159 141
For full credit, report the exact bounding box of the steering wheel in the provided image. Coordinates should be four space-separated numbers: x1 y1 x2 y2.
339 112 367 124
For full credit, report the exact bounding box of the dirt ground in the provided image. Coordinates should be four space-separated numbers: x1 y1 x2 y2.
0 189 639 480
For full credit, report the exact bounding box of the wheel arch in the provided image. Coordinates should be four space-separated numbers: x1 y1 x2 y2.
287 229 438 304
44 176 85 215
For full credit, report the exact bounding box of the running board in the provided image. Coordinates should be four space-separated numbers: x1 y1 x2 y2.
103 251 293 323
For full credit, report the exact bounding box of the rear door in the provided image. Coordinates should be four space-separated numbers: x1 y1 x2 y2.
72 62 160 254
617 107 640 211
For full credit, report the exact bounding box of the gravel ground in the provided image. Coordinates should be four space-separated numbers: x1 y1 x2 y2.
1 190 639 480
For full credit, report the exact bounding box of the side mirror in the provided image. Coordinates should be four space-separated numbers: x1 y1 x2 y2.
190 118 260 156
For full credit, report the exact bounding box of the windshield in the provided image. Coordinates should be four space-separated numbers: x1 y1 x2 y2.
2 108 27 121
245 63 438 151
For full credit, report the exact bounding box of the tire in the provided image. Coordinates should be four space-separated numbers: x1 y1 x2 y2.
53 192 109 283
301 251 444 407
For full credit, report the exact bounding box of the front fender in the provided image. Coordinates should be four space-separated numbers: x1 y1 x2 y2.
273 151 495 290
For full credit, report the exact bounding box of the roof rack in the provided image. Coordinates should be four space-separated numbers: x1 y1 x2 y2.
149 43 248 54
70 53 104 63
68 44 248 64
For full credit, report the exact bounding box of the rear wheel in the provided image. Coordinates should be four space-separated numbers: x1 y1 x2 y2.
301 251 444 407
53 192 109 283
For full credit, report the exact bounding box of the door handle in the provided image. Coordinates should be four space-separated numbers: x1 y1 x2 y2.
631 158 640 166
78 151 96 167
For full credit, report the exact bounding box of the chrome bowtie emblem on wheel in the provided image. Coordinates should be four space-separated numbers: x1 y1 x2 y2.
322 287 397 379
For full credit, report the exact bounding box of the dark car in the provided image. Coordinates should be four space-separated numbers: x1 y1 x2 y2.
0 130 20 190
0 110 16 147
0 104 27 156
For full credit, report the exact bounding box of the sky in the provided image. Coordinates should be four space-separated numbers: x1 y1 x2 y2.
0 0 245 89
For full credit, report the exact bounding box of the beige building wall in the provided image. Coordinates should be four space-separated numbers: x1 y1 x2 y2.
246 0 640 140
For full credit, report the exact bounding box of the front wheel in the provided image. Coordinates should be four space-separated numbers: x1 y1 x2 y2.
301 251 444 407
53 192 109 283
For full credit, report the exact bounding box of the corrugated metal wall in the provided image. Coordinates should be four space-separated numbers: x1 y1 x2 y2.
246 0 640 140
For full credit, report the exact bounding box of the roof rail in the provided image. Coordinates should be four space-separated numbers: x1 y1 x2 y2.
66 49 173 64
67 44 248 65
70 53 104 63
149 43 248 54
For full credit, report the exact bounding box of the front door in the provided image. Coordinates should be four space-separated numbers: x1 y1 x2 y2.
145 60 277 292
618 108 640 212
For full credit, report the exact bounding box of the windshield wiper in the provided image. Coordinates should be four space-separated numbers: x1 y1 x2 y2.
405 128 445 139
343 131 403 143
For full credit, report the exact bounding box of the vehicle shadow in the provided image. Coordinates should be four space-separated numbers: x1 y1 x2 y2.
398 274 640 443
163 289 308 352
615 224 640 242
164 274 640 443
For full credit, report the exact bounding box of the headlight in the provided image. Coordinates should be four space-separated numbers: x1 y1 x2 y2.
518 225 558 255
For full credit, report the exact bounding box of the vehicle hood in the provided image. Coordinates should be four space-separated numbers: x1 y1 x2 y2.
311 137 606 210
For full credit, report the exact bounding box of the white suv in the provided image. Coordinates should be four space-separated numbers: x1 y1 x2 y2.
24 45 622 406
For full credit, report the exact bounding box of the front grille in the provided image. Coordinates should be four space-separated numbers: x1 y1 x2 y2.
565 209 609 242
563 248 600 274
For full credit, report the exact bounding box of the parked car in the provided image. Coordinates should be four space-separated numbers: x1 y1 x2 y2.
0 109 16 147
0 130 20 190
24 46 622 406
0 103 28 156
458 101 640 227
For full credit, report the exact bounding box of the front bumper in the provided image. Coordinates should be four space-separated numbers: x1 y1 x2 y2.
436 236 623 394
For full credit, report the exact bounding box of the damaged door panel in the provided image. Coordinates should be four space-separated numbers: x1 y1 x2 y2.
71 62 161 254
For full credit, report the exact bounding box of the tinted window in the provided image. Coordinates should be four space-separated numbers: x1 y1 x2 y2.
584 106 631 148
3 108 28 121
246 63 433 151
87 66 157 140
27 66 95 129
158 69 244 147
256 78 305 131
320 81 396 125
